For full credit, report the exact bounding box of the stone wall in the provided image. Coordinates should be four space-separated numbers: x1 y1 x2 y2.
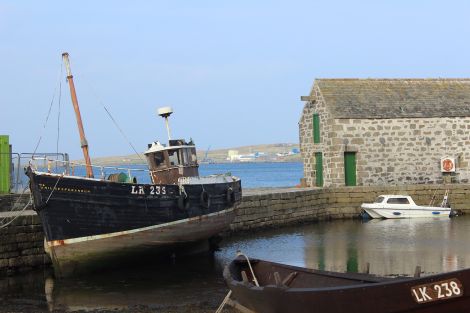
300 90 470 187
328 117 470 186
0 214 51 276
231 185 470 231
0 193 30 212
299 84 330 187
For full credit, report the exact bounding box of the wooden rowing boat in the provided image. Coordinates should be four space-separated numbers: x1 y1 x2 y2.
224 257 470 313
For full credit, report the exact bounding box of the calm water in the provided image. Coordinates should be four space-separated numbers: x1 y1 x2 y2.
25 161 303 189
199 162 303 188
3 216 470 311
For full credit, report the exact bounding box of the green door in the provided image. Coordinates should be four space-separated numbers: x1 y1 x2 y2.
315 152 323 187
0 135 10 194
344 152 356 186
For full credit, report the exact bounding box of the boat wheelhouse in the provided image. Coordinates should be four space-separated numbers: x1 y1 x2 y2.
145 139 199 184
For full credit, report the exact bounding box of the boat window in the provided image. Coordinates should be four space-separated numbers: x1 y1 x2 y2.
153 152 166 169
168 149 182 166
190 148 197 164
183 148 197 165
182 148 191 165
387 198 410 204
374 196 385 203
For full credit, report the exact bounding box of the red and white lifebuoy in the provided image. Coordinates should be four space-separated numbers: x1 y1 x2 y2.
441 158 456 172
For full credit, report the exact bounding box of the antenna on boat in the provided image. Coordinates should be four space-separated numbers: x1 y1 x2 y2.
157 107 173 142
62 52 94 178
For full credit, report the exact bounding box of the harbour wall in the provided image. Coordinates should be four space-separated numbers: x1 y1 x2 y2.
1 183 470 275
231 184 470 231
0 213 51 276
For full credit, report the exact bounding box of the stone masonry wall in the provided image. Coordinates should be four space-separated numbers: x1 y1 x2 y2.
231 184 470 231
327 117 470 186
0 214 51 276
299 84 330 187
0 193 30 212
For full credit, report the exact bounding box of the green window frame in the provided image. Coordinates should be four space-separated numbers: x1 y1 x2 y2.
313 113 320 144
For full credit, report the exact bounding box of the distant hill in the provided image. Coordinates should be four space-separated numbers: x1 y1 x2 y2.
84 143 301 165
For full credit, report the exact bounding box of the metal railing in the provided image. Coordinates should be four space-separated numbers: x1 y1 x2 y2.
28 157 152 184
2 153 69 193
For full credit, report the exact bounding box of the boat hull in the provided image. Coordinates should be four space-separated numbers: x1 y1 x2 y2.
362 207 382 219
45 208 234 277
224 258 470 313
27 169 241 277
361 205 451 219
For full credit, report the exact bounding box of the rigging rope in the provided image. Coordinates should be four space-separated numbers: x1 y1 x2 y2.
33 61 63 156
86 82 145 163
56 63 63 157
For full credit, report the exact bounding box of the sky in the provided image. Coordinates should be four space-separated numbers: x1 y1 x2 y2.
1 1 470 159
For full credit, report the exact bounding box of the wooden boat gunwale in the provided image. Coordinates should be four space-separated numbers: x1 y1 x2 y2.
224 258 407 292
224 258 470 313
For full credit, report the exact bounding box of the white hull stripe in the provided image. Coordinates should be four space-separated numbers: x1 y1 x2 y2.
47 208 234 247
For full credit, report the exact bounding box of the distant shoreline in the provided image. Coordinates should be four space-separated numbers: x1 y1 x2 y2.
84 159 303 167
76 143 302 166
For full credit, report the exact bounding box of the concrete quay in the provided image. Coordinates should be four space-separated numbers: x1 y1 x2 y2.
1 184 470 276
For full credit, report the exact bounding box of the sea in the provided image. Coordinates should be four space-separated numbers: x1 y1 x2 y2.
199 162 303 188
25 161 304 189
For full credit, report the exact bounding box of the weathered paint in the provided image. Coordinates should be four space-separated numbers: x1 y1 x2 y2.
48 208 235 277
46 208 234 247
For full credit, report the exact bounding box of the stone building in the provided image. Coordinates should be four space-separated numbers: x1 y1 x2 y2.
299 79 470 187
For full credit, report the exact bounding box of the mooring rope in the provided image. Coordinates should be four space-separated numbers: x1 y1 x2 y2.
0 173 65 229
0 192 33 229
0 186 31 226
215 251 259 313
45 174 64 204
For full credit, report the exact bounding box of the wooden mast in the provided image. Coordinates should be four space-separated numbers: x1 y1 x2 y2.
62 52 94 178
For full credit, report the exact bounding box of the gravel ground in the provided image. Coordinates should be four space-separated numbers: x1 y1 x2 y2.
0 304 237 313
0 295 239 313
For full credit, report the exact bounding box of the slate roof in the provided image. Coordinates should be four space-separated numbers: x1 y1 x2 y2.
312 79 470 118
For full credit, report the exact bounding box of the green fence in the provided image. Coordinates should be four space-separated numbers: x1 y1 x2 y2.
0 135 10 193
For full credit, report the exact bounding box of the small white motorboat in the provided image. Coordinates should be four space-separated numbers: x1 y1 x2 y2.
361 193 452 219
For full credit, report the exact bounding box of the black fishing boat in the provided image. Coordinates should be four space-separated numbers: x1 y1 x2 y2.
224 257 470 313
26 53 241 277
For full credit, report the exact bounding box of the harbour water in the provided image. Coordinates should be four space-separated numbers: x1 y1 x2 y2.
3 215 470 312
26 161 304 189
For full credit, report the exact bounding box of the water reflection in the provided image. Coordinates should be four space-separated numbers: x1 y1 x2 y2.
45 256 227 311
218 216 470 277
2 216 470 312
